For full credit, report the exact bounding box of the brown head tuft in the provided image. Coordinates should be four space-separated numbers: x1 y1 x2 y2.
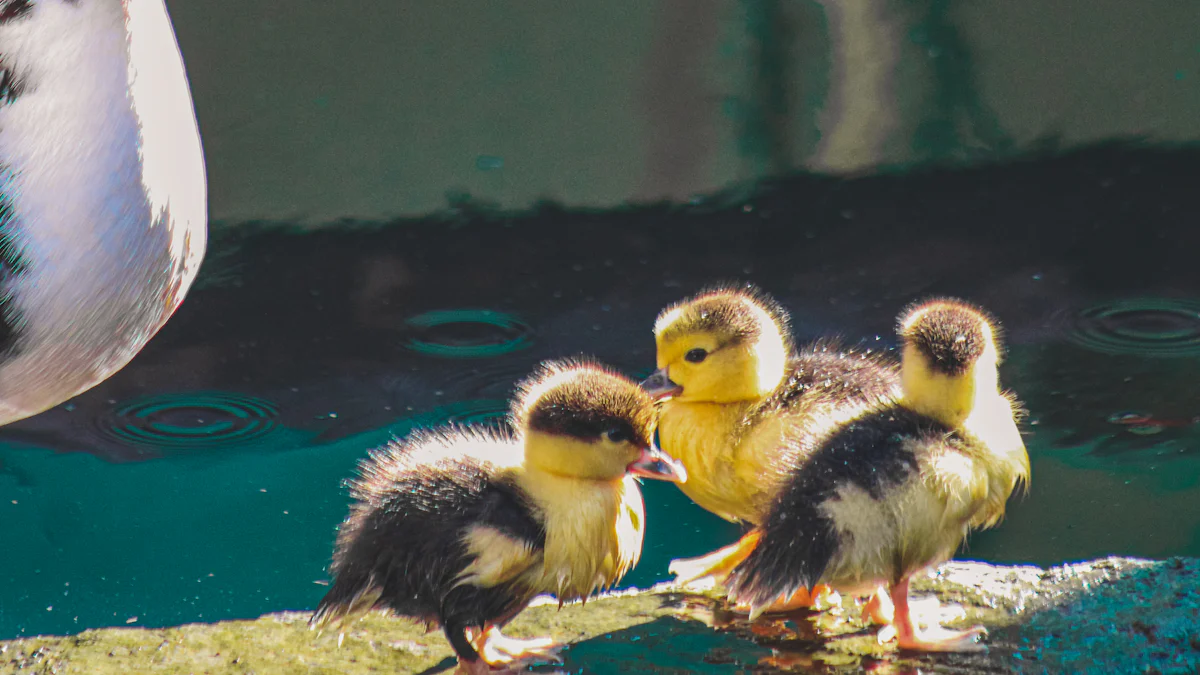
898 298 999 376
511 358 655 448
655 281 793 351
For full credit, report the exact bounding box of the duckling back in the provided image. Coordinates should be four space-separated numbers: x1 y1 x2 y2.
745 341 900 430
729 405 977 606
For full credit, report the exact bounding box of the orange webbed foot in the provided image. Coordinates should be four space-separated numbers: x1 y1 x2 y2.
732 584 841 618
668 531 762 588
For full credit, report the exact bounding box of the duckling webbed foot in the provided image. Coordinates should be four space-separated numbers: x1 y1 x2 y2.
730 584 840 616
895 623 987 652
476 626 564 668
885 577 986 653
669 531 761 587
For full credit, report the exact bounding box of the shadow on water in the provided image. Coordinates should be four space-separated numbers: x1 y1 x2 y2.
1 142 1199 639
548 615 771 675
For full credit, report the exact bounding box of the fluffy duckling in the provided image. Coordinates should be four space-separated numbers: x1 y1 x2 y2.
726 299 1029 652
641 283 899 610
311 358 687 674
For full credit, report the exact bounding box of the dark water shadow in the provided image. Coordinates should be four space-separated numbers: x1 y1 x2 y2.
544 614 771 675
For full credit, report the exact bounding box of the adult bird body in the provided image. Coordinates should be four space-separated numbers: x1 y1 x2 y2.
0 0 206 424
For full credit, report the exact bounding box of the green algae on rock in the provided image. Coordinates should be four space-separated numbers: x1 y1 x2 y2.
1 557 1197 674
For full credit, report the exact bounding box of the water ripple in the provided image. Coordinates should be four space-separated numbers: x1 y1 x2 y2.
404 309 533 358
1064 298 1200 357
95 392 280 451
429 361 536 400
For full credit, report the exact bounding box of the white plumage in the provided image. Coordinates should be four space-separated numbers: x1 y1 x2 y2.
0 0 205 424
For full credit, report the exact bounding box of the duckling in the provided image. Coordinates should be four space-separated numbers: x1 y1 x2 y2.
641 283 900 611
310 358 687 674
726 299 1029 652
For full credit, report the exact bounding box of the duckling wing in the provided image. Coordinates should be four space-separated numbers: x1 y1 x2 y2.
455 492 548 589
916 437 993 527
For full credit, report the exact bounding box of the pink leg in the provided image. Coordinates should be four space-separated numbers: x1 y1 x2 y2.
862 584 894 625
888 576 987 652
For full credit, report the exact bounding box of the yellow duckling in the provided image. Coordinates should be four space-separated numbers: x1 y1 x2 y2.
311 358 687 675
726 299 1029 652
641 283 900 611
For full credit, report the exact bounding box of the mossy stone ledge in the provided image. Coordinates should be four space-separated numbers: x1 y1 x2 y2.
2 556 1197 674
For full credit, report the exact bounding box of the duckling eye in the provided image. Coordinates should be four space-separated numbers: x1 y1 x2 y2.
684 348 709 363
603 428 631 444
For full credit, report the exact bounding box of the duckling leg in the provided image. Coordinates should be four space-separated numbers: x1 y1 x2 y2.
668 530 762 587
888 577 987 652
475 625 564 668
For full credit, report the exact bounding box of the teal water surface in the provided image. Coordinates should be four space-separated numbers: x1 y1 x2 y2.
3 341 1200 639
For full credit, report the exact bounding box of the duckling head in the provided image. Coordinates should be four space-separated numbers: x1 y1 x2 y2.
512 358 687 483
642 283 791 404
897 298 1003 428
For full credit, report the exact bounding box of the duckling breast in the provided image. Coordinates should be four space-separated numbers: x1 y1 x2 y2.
657 399 770 523
516 472 647 601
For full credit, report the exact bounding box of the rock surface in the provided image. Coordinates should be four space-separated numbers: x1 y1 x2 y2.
1 557 1197 674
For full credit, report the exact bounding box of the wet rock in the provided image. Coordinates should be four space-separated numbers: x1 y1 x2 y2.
0 556 1196 674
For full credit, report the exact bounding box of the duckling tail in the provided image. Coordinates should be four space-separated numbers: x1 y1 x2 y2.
309 575 383 636
725 520 834 620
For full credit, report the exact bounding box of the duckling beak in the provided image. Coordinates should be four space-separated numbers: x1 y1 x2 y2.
640 368 683 400
628 445 688 483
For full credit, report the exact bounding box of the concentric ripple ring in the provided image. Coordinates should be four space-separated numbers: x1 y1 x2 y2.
404 310 534 358
97 391 280 451
1066 298 1200 357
